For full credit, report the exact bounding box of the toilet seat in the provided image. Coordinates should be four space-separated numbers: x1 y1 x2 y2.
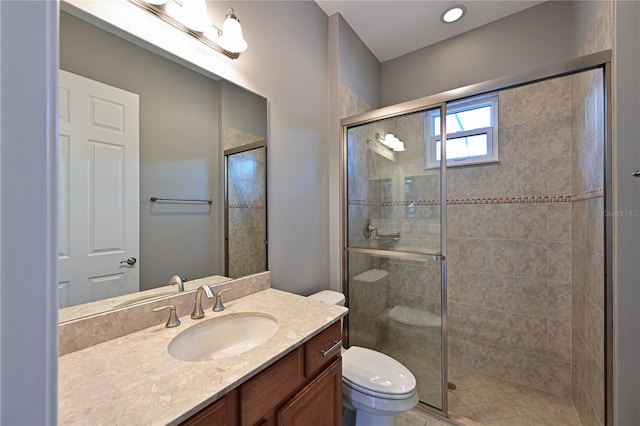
342 346 417 400
342 377 416 400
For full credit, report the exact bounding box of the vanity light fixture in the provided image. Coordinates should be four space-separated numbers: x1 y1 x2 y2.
376 132 405 152
441 5 466 24
130 0 248 59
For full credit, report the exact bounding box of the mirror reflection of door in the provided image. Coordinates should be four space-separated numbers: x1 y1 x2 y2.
58 70 140 308
224 143 267 278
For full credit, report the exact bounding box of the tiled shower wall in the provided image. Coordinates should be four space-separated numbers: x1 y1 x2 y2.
571 1 611 424
446 77 574 398
224 127 266 279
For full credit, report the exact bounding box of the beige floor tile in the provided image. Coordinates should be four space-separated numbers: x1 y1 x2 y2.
452 386 502 405
460 403 500 422
396 410 429 426
485 399 519 420
445 367 581 426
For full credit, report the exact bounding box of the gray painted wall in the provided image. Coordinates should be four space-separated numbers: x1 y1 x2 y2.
0 2 59 424
220 80 267 140
613 2 640 424
380 1 574 105
220 1 331 296
338 14 381 109
570 0 605 54
328 13 342 292
60 12 221 292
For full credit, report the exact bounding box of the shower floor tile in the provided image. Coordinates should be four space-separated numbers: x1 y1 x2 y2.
396 367 582 426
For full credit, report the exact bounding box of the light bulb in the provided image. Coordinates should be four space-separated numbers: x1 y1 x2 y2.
393 141 405 152
178 0 211 33
383 133 397 147
441 6 466 24
143 0 168 6
218 11 248 53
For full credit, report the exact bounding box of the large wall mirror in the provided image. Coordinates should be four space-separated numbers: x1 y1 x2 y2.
58 5 268 322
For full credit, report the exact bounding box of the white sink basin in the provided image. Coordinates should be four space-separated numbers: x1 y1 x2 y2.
167 313 279 362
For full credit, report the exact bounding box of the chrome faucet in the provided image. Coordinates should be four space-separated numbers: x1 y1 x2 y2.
213 289 230 312
168 275 186 292
191 284 215 319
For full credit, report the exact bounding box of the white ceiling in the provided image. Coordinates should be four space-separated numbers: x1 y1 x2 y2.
315 1 545 62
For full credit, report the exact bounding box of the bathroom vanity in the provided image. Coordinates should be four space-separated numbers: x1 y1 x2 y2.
58 287 347 425
183 321 342 425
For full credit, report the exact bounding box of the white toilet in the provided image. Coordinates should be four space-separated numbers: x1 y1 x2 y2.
308 290 419 426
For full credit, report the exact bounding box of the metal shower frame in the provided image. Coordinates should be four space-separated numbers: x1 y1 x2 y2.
340 49 613 424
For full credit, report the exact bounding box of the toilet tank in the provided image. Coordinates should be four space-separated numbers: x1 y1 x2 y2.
308 290 345 306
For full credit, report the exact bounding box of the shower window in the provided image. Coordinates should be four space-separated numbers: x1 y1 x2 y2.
425 93 499 168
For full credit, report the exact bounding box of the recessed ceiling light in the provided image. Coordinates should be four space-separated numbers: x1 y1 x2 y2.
441 5 466 23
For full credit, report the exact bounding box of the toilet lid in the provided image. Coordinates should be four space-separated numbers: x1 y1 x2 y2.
342 346 416 399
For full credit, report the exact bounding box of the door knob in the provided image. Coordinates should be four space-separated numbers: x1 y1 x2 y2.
120 257 137 266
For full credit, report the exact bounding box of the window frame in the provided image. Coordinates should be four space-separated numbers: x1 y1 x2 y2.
424 93 499 168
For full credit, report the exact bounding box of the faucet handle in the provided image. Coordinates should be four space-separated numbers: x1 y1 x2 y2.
213 289 231 312
153 305 181 328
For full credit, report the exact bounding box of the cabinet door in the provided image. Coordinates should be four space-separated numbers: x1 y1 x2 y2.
276 358 342 426
181 388 238 426
240 347 304 425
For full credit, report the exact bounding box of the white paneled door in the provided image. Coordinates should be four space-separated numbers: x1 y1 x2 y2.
58 70 140 308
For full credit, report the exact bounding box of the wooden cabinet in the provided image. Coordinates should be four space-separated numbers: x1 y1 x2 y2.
304 321 341 378
182 389 238 426
277 358 342 426
240 347 305 425
180 321 342 426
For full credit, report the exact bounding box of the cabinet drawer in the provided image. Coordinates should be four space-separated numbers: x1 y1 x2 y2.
240 347 304 426
304 321 342 378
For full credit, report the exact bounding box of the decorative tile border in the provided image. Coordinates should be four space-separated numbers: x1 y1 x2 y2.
348 189 603 207
385 199 440 206
448 195 571 205
571 188 604 201
347 199 381 206
229 203 265 209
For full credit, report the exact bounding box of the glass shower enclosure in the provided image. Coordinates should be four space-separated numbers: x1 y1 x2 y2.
342 52 613 421
224 142 267 279
343 105 449 412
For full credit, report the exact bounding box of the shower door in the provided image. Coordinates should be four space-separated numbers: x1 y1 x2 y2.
343 106 448 412
224 142 267 278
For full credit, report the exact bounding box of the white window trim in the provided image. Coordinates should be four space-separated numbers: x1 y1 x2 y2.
424 93 499 168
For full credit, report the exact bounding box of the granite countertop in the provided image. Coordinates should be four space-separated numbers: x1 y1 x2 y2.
58 288 348 426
